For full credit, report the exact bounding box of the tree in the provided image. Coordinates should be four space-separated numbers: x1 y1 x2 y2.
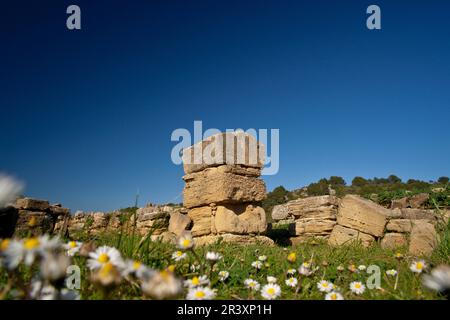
329 176 346 186
352 176 368 187
438 176 449 184
387 175 402 184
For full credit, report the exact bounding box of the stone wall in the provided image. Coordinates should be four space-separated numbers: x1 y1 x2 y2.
272 194 449 256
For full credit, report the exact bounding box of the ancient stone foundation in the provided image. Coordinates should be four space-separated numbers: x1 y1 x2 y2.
168 131 273 245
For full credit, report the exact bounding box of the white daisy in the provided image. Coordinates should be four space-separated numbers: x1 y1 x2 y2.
410 260 426 274
1 239 23 270
325 291 344 300
171 251 187 262
206 251 222 262
177 232 194 250
40 252 71 284
267 276 277 284
122 259 148 279
64 241 82 256
317 280 334 293
422 265 450 293
261 283 281 300
141 269 183 300
218 270 229 282
190 263 201 272
87 246 123 271
358 265 367 271
285 277 298 287
184 275 210 288
251 261 263 269
386 269 398 277
349 281 366 295
244 278 260 291
287 268 297 276
299 262 316 276
258 255 267 262
186 286 216 300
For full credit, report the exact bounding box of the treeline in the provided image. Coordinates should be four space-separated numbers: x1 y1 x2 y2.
262 175 449 213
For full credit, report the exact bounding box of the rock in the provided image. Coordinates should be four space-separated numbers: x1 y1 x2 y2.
183 166 266 208
150 231 177 244
48 206 70 217
391 197 409 209
397 208 438 221
187 206 212 236
238 205 267 234
16 210 54 235
409 220 437 256
289 219 336 236
168 211 192 236
0 206 18 238
386 219 416 233
336 195 389 237
328 225 375 247
15 198 50 211
409 193 429 208
91 212 108 229
381 233 408 249
194 234 274 246
271 204 289 221
286 195 338 217
290 235 329 245
182 131 265 174
214 205 244 234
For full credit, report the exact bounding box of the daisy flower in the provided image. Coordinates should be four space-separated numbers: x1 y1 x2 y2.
423 265 450 293
87 246 123 271
317 280 334 293
358 265 367 271
186 286 216 300
123 259 148 279
348 264 358 273
1 239 23 269
287 268 297 276
325 291 344 300
386 269 398 277
251 260 263 269
261 283 281 300
21 237 45 265
91 262 122 288
287 252 297 263
244 279 260 291
349 281 366 295
299 262 316 276
394 252 404 259
190 263 201 272
258 255 267 262
184 275 210 288
177 232 194 250
64 241 82 256
410 260 426 274
336 265 345 272
206 252 222 262
218 271 229 282
285 277 298 287
171 251 186 262
141 269 183 300
267 276 277 284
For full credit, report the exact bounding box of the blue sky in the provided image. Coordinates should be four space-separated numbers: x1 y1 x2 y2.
1 0 449 212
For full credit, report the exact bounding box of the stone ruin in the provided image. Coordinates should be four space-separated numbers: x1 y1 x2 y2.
166 131 274 245
272 194 449 256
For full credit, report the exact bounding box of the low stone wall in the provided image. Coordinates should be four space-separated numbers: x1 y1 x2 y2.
272 194 449 256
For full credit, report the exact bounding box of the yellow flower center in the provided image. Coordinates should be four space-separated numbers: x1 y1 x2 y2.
0 239 10 251
416 263 423 270
182 239 191 248
160 270 170 280
167 265 176 272
133 261 141 270
331 293 337 300
24 238 40 250
287 253 296 262
69 241 77 248
28 216 37 227
97 253 110 263
267 288 275 295
195 291 205 298
192 277 200 285
99 262 114 278
355 283 361 289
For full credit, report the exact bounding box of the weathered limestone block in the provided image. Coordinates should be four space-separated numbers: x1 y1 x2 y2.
381 233 408 249
409 220 437 256
16 198 50 211
182 131 265 174
183 166 266 208
287 195 338 217
194 234 274 246
398 208 438 221
271 204 290 221
386 219 416 233
213 204 267 235
238 205 267 234
290 235 329 245
289 218 336 236
214 205 244 234
328 225 375 247
168 211 192 236
336 195 389 237
391 197 409 209
187 206 212 236
409 193 429 208
16 210 54 234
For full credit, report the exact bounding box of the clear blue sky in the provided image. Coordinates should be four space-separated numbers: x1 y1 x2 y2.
1 0 449 212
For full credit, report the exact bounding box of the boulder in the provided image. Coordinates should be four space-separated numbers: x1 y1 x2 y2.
409 193 429 208
183 166 266 208
286 195 338 217
391 197 409 209
194 234 274 246
381 233 408 249
168 211 192 236
336 195 389 237
289 219 336 236
271 204 289 221
328 225 375 247
409 220 437 256
386 219 416 233
237 205 267 234
16 210 54 234
182 131 265 174
15 198 50 211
